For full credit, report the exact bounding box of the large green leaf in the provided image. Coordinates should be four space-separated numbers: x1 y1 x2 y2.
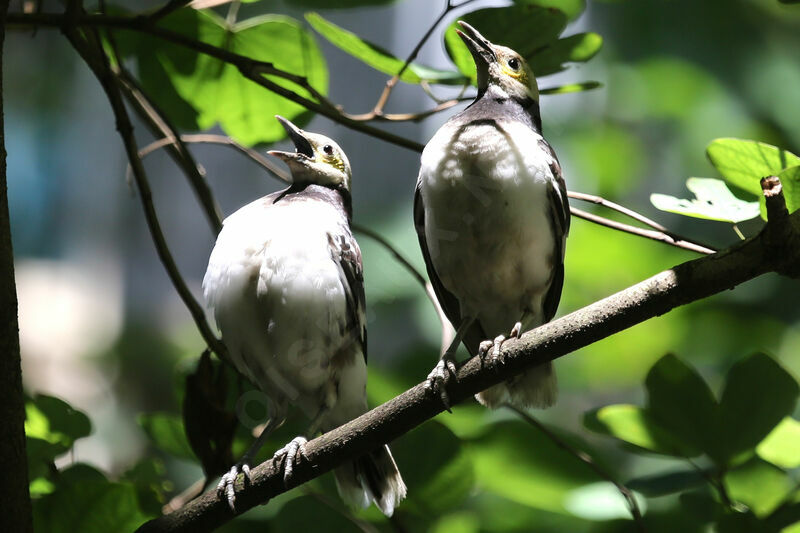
391 421 474 514
33 473 151 532
525 0 586 21
650 177 760 223
137 413 196 461
469 420 600 513
706 138 800 197
444 4 568 83
25 394 91 448
305 13 467 85
529 32 603 76
584 404 698 456
291 0 397 7
724 458 793 517
756 417 800 468
626 469 706 497
645 354 719 460
716 354 799 465
122 10 328 146
777 165 800 214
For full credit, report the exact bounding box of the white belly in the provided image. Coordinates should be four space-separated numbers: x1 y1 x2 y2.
419 120 557 332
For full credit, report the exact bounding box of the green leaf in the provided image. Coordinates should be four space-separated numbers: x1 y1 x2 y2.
777 165 800 214
717 354 799 465
305 13 466 85
271 495 357 531
33 478 151 532
124 10 328 146
469 420 600 513
137 413 196 461
706 138 800 197
524 0 586 20
626 469 706 497
391 421 474 514
584 404 697 456
645 354 719 461
563 481 647 520
650 177 761 223
26 395 91 447
444 5 568 83
756 417 800 468
725 458 793 517
529 32 603 75
540 81 602 94
290 0 398 7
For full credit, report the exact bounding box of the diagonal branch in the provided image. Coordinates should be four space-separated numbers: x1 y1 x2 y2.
63 24 228 362
135 178 800 533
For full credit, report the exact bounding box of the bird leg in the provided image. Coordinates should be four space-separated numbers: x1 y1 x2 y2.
273 408 328 486
478 321 523 367
218 416 282 511
425 316 475 410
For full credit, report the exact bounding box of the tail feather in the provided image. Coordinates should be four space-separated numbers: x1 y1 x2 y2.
333 445 406 516
476 361 557 409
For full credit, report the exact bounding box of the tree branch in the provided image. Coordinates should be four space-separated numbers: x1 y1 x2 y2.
136 179 800 533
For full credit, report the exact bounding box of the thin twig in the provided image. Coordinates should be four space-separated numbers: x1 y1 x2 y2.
568 191 717 252
571 207 716 255
506 405 646 531
353 0 478 120
63 24 228 363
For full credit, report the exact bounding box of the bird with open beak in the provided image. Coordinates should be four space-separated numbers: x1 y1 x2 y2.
203 116 406 515
414 22 570 409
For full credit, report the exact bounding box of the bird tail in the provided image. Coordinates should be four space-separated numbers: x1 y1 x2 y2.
333 445 407 517
475 361 558 409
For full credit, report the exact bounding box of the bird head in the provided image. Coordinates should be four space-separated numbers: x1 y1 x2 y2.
268 116 352 191
456 21 539 102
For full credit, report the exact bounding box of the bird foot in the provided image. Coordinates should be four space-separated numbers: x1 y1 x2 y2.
425 356 458 410
217 462 252 511
478 322 522 368
273 436 309 486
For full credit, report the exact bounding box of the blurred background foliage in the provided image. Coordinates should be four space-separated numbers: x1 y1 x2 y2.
6 0 800 531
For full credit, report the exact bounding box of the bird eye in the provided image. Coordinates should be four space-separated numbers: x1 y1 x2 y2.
323 144 334 155
507 57 520 71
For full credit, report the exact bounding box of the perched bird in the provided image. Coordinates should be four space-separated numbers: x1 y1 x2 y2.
414 22 570 409
203 116 406 514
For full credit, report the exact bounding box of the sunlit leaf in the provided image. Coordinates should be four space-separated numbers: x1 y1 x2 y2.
650 177 760 223
584 404 697 456
469 420 599 513
25 395 91 447
444 5 568 83
540 81 602 95
563 481 646 520
777 165 800 214
121 10 328 145
716 353 799 465
756 417 800 468
645 354 719 461
305 13 467 85
530 32 603 75
291 0 398 7
706 138 800 197
724 458 792 517
137 413 196 461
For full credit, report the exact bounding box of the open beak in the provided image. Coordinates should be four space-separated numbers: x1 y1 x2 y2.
268 115 315 164
456 21 496 68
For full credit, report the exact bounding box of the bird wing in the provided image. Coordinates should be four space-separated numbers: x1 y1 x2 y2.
328 229 368 364
414 183 487 356
539 138 570 322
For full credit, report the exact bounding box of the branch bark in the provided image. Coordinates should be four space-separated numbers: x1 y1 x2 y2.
136 179 800 533
0 0 34 529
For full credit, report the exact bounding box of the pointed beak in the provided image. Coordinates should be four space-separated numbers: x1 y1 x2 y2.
268 115 315 164
456 21 496 68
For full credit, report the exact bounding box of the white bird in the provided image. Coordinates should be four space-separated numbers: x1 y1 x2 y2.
414 22 570 409
203 116 406 514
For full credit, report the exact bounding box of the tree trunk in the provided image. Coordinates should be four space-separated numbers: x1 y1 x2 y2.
0 2 34 530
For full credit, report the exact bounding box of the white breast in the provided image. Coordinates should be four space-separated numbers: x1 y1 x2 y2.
419 119 557 332
202 196 355 416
